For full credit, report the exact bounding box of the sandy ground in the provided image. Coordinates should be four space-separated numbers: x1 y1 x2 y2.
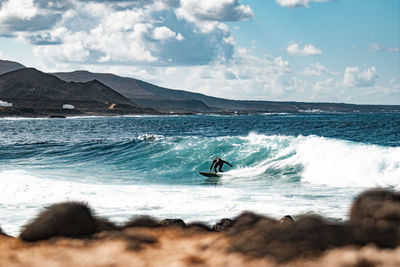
2 228 400 267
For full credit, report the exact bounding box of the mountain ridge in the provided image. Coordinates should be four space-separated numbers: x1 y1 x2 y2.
1 59 399 115
53 70 400 113
0 60 25 75
0 66 146 117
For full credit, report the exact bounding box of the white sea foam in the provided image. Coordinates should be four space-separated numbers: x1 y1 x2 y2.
226 133 400 189
0 168 353 237
136 134 165 142
290 136 400 188
0 117 49 121
66 115 108 119
261 113 290 115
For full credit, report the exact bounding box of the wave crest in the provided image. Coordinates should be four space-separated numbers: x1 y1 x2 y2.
228 133 400 188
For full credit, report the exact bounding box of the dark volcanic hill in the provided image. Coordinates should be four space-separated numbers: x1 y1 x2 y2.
54 70 269 112
0 60 25 75
54 70 400 114
0 68 145 116
53 71 213 113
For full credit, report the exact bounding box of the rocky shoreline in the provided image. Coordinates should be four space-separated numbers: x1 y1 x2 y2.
1 189 400 266
1 107 400 119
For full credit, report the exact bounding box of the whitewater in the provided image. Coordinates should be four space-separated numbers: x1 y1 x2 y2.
1 113 399 236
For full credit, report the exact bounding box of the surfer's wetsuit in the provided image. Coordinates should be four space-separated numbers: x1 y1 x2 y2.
210 157 233 173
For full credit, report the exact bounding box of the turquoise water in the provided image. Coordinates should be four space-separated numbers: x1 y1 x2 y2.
1 113 400 236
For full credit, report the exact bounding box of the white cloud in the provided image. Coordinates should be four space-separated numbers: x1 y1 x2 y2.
0 0 63 34
387 47 400 53
176 33 184 41
369 43 399 53
276 0 334 8
387 79 400 95
142 49 303 99
273 56 290 70
287 42 322 56
303 62 327 76
32 29 92 62
303 62 338 76
313 78 334 91
368 43 381 52
175 0 252 37
153 26 183 41
343 66 377 87
0 0 38 21
1 0 252 66
30 2 161 64
176 0 253 22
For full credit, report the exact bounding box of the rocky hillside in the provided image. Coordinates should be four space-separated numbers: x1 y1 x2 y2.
0 59 25 75
0 68 146 116
53 70 214 113
54 70 400 114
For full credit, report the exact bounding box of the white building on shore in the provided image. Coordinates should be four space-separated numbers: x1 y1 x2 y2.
63 104 75 109
0 100 12 107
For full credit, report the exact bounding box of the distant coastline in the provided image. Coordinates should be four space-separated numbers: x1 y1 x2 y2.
1 105 400 119
1 59 400 117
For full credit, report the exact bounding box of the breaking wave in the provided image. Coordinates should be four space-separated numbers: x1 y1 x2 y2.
2 132 399 188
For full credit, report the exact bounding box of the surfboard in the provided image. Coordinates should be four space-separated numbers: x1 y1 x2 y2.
199 171 222 177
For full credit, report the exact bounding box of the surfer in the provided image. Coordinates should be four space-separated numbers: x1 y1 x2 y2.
209 157 233 173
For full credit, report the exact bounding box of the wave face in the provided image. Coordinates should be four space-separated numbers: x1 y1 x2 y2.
1 113 399 236
1 131 399 187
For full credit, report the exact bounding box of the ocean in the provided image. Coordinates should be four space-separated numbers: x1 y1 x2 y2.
1 113 400 236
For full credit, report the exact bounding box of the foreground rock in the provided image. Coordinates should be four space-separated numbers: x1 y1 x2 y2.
227 189 400 262
1 189 400 266
2 228 400 267
20 202 116 242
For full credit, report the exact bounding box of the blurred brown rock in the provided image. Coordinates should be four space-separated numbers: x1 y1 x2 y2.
279 215 294 224
19 202 114 242
2 189 400 266
123 216 161 229
160 219 186 228
212 218 233 232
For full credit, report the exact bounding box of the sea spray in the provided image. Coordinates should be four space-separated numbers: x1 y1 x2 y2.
0 168 357 237
288 136 400 188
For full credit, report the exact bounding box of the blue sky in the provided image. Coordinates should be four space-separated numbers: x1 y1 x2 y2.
0 0 399 104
